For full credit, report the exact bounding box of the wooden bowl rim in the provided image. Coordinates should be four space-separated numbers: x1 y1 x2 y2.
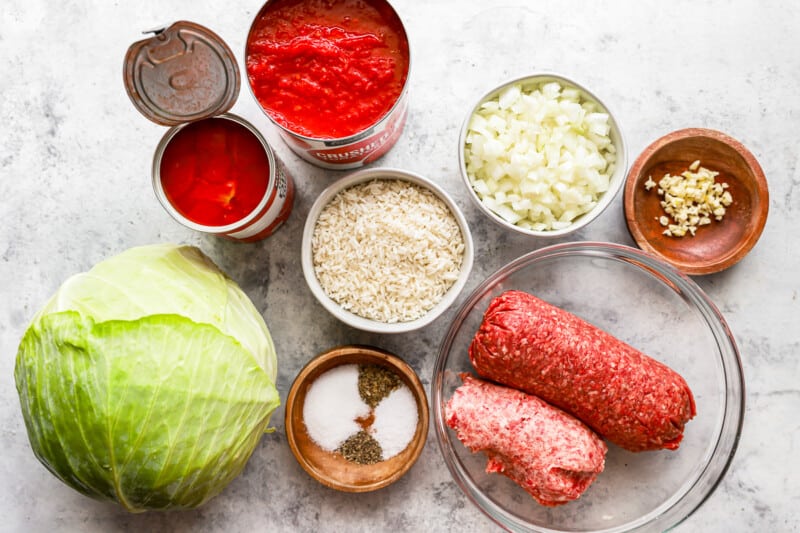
624 127 769 275
284 344 430 492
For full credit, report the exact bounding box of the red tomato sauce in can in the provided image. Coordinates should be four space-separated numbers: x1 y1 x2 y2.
154 115 294 242
245 0 410 140
159 118 269 227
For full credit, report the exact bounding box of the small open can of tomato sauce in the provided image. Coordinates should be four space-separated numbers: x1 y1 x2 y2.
245 0 411 170
124 21 294 241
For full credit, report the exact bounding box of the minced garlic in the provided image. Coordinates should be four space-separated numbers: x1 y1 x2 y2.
645 160 732 237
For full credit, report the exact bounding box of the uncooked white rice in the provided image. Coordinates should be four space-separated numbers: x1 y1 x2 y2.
312 178 465 323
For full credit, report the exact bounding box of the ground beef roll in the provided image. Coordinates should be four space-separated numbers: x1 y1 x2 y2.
445 374 607 507
469 290 696 452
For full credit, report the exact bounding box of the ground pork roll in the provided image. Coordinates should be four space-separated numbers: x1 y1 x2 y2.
445 374 607 507
469 290 696 452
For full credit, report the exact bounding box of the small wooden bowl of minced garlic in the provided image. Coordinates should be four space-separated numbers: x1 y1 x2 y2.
285 345 429 492
624 128 769 275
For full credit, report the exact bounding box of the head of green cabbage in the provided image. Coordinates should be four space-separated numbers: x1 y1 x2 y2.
14 244 279 512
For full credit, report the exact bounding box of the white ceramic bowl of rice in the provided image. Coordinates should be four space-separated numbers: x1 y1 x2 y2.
459 73 627 238
301 167 474 333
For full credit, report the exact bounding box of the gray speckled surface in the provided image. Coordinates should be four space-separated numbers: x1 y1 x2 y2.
1 1 798 531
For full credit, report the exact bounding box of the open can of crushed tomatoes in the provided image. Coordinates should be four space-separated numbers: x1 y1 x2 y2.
124 21 294 241
244 0 411 170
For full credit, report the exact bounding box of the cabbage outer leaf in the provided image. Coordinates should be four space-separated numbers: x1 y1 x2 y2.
15 311 279 512
36 244 277 382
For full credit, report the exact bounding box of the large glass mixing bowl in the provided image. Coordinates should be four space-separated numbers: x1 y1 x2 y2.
432 242 744 532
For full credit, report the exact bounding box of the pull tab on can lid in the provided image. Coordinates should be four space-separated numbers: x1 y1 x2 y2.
124 21 240 126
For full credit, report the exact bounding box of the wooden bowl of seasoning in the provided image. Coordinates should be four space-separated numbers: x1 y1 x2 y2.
624 128 769 275
285 345 429 492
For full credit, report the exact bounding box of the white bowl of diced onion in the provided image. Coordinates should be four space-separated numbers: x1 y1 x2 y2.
458 73 627 237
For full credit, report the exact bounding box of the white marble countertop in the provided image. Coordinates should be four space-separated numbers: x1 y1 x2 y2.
2 1 798 531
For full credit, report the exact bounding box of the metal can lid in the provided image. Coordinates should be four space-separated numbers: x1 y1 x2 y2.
123 21 240 126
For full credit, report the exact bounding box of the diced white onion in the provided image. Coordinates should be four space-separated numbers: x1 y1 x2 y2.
464 81 616 231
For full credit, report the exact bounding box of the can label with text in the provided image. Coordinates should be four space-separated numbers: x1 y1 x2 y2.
281 92 409 170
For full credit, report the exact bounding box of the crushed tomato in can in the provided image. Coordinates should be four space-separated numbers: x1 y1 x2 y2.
245 0 410 169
